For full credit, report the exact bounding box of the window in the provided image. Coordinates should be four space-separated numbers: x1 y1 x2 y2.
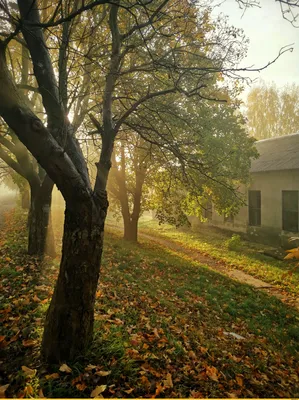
282 191 298 232
248 190 261 226
224 214 234 223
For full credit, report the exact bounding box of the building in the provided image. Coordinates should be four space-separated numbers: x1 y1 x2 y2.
200 133 299 248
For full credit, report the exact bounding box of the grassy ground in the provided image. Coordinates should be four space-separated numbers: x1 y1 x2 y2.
1 210 299 398
137 219 299 296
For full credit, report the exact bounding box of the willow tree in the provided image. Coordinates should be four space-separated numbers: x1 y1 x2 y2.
0 0 275 362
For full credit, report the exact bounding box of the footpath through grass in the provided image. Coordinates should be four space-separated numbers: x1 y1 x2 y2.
0 210 299 398
138 219 299 296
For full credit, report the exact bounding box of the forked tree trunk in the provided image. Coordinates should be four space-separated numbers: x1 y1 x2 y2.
123 216 139 242
41 192 108 362
28 181 55 257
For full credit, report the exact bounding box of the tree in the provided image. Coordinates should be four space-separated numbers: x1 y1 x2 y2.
0 0 270 362
108 92 257 242
246 81 299 139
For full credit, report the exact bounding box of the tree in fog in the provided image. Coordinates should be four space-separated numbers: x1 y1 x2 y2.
0 0 277 361
246 82 299 140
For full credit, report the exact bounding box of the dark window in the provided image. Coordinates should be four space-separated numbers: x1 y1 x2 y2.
203 201 212 220
282 191 298 232
224 214 234 223
248 190 261 226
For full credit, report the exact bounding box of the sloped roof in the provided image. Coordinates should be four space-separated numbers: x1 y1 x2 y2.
250 133 299 173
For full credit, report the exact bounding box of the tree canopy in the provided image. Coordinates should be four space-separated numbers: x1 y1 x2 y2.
246 81 299 140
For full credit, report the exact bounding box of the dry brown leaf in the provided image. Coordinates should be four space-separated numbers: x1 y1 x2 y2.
90 385 107 398
206 366 219 382
38 388 45 398
236 375 244 387
32 295 41 302
227 392 238 398
163 372 173 388
0 384 9 398
24 385 34 396
45 373 60 380
22 339 37 347
76 383 87 391
59 363 72 373
21 366 36 378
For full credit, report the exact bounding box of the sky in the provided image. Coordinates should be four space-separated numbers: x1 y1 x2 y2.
211 0 299 95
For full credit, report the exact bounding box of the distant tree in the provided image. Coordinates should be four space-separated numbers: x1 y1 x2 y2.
246 82 299 140
108 97 257 241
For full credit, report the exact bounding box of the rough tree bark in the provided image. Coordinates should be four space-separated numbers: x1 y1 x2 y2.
41 192 108 361
28 177 55 257
21 186 30 209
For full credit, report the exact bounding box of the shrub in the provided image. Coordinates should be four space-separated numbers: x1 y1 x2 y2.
226 234 242 251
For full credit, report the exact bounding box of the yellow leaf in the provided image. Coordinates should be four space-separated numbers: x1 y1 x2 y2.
96 370 111 376
85 364 98 371
21 366 36 378
59 363 72 373
0 384 9 398
124 388 134 394
90 385 107 398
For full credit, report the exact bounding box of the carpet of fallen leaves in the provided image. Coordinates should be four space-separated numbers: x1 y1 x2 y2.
0 209 299 398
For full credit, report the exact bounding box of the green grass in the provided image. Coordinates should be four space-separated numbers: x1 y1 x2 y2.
1 210 299 398
137 218 299 295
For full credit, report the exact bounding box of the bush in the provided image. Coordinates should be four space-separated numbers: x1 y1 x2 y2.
226 234 242 251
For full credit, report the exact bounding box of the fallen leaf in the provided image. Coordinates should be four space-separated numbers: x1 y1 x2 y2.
32 295 41 302
124 388 134 394
206 366 219 382
90 385 107 398
38 389 45 398
23 385 33 396
163 372 173 388
45 373 60 380
85 364 98 371
236 375 244 387
0 384 9 397
96 370 111 377
59 363 72 373
21 366 36 378
76 383 87 391
22 339 37 347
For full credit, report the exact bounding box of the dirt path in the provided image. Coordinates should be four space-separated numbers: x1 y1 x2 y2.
107 224 299 310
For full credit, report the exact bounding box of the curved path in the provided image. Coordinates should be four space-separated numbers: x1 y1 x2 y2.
106 223 299 311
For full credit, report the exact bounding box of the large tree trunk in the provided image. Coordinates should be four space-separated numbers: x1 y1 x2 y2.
28 180 55 257
123 216 138 242
21 186 30 209
41 192 108 363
